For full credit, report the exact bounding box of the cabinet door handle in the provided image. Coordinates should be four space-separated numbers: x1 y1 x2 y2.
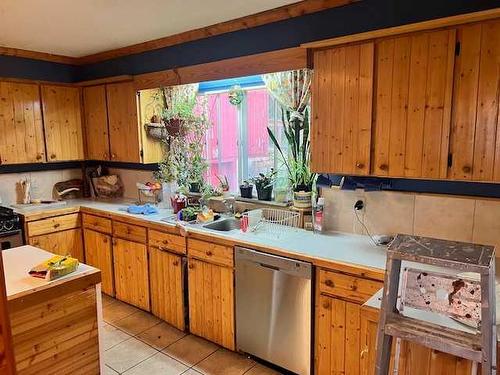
111 153 117 159
36 153 43 160
322 301 330 309
188 263 194 269
162 239 169 245
53 223 61 228
356 162 365 169
325 279 334 287
206 250 213 257
462 165 471 174
379 164 388 171
173 260 179 266
50 153 56 159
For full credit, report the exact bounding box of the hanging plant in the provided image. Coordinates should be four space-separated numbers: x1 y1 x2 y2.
228 85 244 106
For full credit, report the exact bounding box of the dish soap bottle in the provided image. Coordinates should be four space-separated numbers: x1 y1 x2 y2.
313 197 325 233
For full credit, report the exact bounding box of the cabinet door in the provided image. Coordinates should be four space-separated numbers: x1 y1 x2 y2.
311 42 374 175
83 85 110 160
41 85 84 161
188 258 234 350
373 29 456 178
113 238 150 310
449 20 500 181
316 295 364 374
0 81 45 164
29 228 84 262
83 229 114 296
106 81 141 162
149 247 185 330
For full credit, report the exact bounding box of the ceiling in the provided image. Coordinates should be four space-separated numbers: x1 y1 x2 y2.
0 0 298 57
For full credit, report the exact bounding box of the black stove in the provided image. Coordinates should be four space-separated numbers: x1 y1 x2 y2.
0 207 23 250
0 206 21 234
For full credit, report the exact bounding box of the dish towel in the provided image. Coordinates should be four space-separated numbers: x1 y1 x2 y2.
122 204 159 215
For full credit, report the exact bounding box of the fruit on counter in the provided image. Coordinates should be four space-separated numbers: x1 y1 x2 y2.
145 181 162 190
197 208 215 223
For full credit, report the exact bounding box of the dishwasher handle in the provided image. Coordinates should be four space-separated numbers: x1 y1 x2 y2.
236 246 312 279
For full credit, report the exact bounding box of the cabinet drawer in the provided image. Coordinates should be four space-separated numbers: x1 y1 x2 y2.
187 239 233 267
318 269 383 304
113 221 146 243
82 213 112 234
27 213 80 236
149 229 186 255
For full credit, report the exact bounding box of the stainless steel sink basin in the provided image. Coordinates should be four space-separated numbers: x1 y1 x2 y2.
203 218 240 231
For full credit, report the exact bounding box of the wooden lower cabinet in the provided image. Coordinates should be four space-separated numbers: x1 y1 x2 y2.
112 237 150 310
187 257 235 350
149 246 185 330
83 228 114 296
316 295 364 374
29 228 84 262
359 306 474 374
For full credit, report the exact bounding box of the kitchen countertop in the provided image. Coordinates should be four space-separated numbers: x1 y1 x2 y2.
3 245 100 301
15 198 389 275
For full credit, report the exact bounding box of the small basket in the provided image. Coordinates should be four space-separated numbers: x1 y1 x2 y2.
241 208 300 237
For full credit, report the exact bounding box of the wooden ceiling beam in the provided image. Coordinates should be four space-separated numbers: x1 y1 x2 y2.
0 46 79 65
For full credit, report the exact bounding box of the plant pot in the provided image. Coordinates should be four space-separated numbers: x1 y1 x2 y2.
274 188 288 203
256 185 273 201
189 182 201 193
293 190 312 209
239 185 253 199
165 118 183 137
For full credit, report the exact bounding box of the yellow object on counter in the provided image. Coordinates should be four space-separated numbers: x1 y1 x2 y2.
197 209 215 223
29 255 79 281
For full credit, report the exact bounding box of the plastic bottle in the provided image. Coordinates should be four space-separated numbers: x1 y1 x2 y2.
313 197 325 233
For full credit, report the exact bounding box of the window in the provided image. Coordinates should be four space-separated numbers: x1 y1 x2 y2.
199 75 288 192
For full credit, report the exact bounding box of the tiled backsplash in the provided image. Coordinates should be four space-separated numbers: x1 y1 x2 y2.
0 169 82 205
322 188 500 251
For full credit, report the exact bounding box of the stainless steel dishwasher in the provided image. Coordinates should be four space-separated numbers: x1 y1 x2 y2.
235 246 312 375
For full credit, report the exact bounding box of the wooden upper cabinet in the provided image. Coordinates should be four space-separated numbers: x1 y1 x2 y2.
41 85 84 161
0 81 45 164
106 81 141 162
449 20 500 181
372 29 456 178
83 85 110 160
311 42 374 175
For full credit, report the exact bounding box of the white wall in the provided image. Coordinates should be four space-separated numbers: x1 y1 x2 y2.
321 188 500 251
0 169 82 205
107 168 155 200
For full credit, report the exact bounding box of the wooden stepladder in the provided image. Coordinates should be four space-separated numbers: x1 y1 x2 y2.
375 234 496 375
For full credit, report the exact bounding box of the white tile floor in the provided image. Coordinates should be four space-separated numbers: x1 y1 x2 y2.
101 295 282 375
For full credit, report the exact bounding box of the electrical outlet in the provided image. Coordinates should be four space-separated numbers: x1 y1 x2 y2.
354 199 364 211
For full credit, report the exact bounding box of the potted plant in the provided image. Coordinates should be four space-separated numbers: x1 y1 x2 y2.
158 85 199 137
267 107 317 208
251 169 277 201
187 154 207 193
239 180 253 199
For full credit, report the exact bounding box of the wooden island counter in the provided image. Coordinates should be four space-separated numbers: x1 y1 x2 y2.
3 245 102 374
